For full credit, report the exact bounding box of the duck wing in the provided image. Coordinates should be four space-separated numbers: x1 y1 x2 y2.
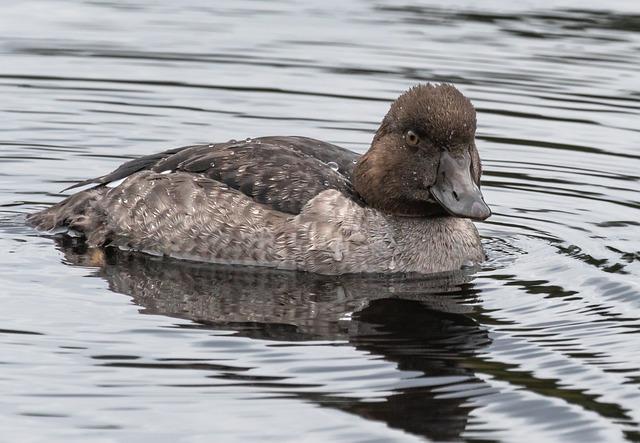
63 136 361 215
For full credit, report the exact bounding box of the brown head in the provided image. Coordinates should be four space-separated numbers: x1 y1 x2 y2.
353 83 491 220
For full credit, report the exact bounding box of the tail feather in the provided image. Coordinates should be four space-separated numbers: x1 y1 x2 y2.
27 188 106 235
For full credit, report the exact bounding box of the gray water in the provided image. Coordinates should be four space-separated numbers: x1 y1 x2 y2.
1 0 640 441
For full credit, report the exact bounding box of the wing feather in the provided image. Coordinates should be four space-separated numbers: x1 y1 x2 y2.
63 136 361 215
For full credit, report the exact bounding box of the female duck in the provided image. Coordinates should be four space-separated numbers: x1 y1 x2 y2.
28 83 491 275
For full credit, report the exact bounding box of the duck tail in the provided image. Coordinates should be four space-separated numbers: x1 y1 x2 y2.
26 188 107 239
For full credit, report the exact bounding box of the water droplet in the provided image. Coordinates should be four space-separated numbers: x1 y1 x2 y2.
228 139 237 143
245 137 252 142
352 159 357 164
461 260 475 268
327 161 339 172
210 162 215 167
323 181 329 187
208 144 214 148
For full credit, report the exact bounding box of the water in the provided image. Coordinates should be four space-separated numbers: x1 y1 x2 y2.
1 0 640 441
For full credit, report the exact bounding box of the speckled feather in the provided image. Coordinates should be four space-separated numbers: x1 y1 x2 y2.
28 84 487 275
64 136 358 215
28 171 483 274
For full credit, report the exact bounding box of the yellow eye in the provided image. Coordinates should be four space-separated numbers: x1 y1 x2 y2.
405 130 419 147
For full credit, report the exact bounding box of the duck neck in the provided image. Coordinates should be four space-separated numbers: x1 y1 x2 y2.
353 135 410 215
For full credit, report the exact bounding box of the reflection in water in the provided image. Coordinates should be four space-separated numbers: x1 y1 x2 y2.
342 300 489 440
58 237 490 441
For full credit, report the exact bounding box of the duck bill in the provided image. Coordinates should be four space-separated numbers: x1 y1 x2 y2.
430 150 491 221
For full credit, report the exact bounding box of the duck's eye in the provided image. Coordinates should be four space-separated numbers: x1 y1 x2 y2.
405 130 420 147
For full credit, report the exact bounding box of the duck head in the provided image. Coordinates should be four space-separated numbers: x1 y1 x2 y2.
353 83 491 220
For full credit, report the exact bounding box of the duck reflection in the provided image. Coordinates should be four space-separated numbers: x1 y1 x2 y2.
57 237 491 441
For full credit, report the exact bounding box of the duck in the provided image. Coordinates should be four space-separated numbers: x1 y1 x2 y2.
27 83 491 275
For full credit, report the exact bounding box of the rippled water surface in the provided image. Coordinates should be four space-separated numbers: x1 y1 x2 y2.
1 1 640 441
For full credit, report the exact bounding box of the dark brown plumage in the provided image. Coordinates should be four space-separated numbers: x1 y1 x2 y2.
353 84 483 217
63 136 359 215
378 83 477 145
